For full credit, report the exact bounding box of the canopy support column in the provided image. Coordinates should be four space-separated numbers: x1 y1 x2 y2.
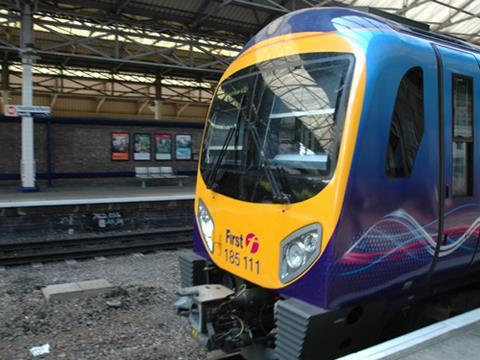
20 1 38 192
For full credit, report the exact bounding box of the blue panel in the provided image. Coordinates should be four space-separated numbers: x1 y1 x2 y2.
279 31 442 308
433 46 480 274
242 7 394 53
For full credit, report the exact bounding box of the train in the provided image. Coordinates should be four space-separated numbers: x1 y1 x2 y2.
174 6 480 360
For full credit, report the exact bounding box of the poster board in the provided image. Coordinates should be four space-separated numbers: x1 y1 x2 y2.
133 133 152 161
175 134 192 160
155 133 172 160
111 132 130 161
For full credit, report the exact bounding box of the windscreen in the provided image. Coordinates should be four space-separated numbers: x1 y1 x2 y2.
200 52 354 203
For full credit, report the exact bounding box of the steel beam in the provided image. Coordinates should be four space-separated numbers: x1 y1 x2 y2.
0 6 240 79
430 0 479 19
191 0 234 29
31 0 257 41
433 0 478 31
398 0 431 15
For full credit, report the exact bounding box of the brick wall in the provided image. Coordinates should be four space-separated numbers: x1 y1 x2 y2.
0 118 203 179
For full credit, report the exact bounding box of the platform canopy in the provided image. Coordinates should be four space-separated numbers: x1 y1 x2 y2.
0 0 478 106
338 0 480 46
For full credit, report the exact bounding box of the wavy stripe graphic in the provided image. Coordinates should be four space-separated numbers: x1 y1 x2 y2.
336 204 480 276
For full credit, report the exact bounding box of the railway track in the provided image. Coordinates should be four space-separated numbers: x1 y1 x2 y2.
0 227 192 266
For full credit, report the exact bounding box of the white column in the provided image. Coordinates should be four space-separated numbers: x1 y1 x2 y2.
20 2 37 191
154 99 162 120
21 62 35 190
1 59 9 113
1 90 8 113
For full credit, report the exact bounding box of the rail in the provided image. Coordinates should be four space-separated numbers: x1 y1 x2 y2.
0 227 192 266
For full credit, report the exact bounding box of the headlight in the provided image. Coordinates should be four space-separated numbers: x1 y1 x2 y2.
286 241 305 269
197 199 215 253
280 223 322 283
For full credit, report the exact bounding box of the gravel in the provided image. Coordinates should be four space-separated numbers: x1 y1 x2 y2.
0 251 206 360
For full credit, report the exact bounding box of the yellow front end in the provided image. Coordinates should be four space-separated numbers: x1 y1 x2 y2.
195 32 366 289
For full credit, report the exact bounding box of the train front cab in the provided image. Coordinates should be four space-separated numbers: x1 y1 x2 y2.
175 29 369 359
175 12 480 360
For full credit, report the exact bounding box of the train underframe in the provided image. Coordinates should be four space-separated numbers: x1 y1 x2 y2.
173 252 386 360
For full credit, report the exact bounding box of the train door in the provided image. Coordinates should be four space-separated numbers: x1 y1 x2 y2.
432 45 480 275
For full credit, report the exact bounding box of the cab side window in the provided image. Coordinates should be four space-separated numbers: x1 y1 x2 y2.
452 75 473 196
385 67 424 178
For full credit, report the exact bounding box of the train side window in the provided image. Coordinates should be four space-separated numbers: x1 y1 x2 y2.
385 67 424 178
452 74 473 197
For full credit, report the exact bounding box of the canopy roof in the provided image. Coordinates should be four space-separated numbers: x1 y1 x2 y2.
343 0 480 45
0 1 478 105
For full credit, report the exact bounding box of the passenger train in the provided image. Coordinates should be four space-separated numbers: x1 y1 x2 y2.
175 7 480 360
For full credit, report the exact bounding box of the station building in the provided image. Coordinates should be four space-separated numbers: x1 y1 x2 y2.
2 1 480 360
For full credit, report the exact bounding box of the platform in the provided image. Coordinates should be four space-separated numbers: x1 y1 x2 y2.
0 184 195 208
340 308 480 360
0 184 195 243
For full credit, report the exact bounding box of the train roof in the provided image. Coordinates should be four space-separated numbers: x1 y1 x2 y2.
242 7 480 56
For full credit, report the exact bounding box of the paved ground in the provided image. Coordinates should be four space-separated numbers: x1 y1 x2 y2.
342 318 480 360
0 250 206 359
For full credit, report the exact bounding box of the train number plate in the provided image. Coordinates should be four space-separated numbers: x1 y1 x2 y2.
223 248 260 275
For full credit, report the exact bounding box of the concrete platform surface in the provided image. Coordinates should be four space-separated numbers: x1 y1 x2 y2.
339 308 480 360
42 279 115 301
0 184 195 208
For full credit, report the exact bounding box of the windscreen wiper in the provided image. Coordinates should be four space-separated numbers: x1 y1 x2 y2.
241 79 290 204
206 95 245 189
246 121 290 204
